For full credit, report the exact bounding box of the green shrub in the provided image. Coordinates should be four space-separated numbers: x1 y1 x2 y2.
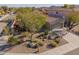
27 39 43 48
8 36 20 45
30 39 44 47
48 40 58 47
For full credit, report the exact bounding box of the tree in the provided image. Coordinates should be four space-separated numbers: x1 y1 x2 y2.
16 7 33 14
15 8 46 40
16 9 46 33
63 4 75 9
66 11 79 29
63 4 70 8
15 7 33 30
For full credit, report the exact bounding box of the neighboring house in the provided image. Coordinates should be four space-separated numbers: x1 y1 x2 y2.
48 11 64 18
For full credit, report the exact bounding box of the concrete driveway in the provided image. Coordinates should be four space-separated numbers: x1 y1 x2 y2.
40 33 79 55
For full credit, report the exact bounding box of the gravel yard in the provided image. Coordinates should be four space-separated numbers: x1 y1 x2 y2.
5 37 67 54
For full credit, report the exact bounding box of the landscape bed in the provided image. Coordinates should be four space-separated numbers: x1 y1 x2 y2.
71 25 79 36
5 38 68 54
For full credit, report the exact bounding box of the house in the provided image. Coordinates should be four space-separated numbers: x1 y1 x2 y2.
38 7 66 32
46 16 65 30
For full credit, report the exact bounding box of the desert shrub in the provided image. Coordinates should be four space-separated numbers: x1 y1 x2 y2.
37 40 44 46
47 40 58 48
21 32 29 37
3 26 10 35
32 39 44 46
26 39 44 48
31 39 37 43
8 36 20 45
54 38 60 43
